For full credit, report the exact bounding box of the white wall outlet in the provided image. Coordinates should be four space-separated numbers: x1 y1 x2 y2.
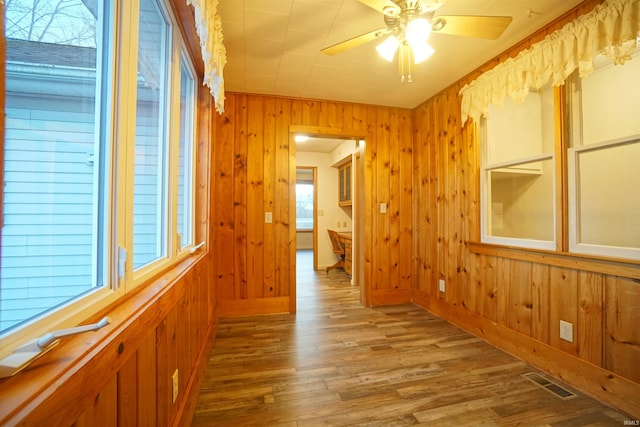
380 203 387 214
264 212 272 224
560 320 574 343
172 369 179 403
439 279 446 292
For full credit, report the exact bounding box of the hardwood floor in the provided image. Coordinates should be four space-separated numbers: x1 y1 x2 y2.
192 250 630 426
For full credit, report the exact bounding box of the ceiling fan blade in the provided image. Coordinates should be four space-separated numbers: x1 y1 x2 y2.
431 15 513 39
357 0 398 14
321 28 390 56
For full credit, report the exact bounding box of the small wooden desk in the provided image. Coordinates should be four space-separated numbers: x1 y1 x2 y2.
337 232 352 276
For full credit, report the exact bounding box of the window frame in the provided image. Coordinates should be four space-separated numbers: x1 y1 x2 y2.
477 55 640 263
479 87 559 251
0 0 201 360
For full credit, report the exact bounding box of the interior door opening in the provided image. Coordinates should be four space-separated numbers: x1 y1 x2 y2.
292 127 366 310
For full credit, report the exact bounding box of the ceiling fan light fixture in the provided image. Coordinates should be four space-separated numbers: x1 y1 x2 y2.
376 35 400 62
411 41 435 64
406 17 432 45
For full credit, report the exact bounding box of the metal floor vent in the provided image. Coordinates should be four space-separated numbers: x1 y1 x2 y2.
522 372 578 400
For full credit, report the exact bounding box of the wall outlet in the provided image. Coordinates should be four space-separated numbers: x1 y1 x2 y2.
560 320 574 343
264 212 272 224
172 369 179 403
438 279 445 292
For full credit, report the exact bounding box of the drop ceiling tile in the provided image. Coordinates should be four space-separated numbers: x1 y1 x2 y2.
244 9 290 41
245 74 278 93
245 0 293 14
218 1 244 22
245 38 286 60
283 30 327 55
289 1 340 34
279 52 316 74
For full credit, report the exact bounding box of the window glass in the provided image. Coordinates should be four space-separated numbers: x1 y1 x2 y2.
177 55 195 250
573 141 640 249
568 47 640 259
2 0 108 333
296 183 314 230
482 85 556 249
133 0 170 269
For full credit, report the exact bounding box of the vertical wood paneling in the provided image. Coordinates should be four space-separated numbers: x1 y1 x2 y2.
214 95 236 300
234 95 248 300
389 108 401 290
137 332 157 427
117 354 138 427
577 271 603 365
275 97 292 298
531 264 550 343
399 109 413 290
375 107 390 290
74 377 118 427
263 97 277 298
247 96 265 299
508 260 533 335
549 267 578 356
213 94 413 310
605 275 640 382
177 287 190 399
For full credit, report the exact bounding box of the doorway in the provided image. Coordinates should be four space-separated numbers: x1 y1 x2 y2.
291 126 367 311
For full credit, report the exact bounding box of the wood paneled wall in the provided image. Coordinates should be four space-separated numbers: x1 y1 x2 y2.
211 94 414 313
412 0 640 418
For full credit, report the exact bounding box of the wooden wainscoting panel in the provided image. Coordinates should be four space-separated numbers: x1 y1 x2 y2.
137 332 157 427
605 275 640 383
577 271 604 365
117 353 138 426
74 376 118 427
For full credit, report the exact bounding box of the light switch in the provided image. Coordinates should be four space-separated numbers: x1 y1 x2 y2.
380 203 387 214
265 212 272 223
318 209 325 216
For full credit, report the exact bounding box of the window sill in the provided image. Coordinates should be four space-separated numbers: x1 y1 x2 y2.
467 241 640 279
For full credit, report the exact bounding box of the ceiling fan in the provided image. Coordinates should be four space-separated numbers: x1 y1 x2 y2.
321 0 512 82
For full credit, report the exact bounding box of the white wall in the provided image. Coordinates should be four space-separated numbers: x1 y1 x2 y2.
297 150 353 270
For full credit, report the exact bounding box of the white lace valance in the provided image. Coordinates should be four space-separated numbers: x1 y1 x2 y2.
460 0 640 125
187 0 227 114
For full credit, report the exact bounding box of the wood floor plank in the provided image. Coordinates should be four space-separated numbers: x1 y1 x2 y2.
191 250 630 426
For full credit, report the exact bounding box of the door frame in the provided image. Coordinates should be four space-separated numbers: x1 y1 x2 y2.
289 125 368 313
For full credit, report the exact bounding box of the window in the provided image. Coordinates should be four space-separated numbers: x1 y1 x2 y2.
567 47 640 260
1 0 199 350
296 182 314 230
2 0 109 333
177 54 196 250
133 0 171 270
481 85 556 250
480 47 640 261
